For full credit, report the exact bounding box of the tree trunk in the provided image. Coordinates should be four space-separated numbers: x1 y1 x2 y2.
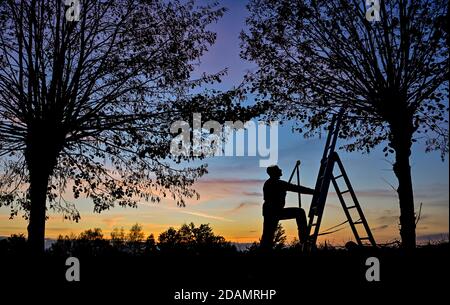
391 125 416 249
27 160 51 254
25 123 61 254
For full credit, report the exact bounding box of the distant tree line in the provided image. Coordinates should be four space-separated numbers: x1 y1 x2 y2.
1 222 447 256
0 223 299 256
0 223 238 256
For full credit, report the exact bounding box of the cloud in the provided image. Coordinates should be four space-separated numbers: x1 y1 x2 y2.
337 184 450 201
414 183 449 199
329 188 397 198
228 201 260 214
425 200 450 207
372 224 389 231
45 227 76 233
242 191 262 197
376 209 399 223
101 216 125 228
190 178 264 204
417 232 449 242
196 178 265 186
417 226 429 230
178 210 234 222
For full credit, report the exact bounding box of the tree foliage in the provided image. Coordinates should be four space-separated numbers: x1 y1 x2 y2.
0 0 256 230
241 0 448 156
47 223 235 256
241 0 448 248
158 222 235 253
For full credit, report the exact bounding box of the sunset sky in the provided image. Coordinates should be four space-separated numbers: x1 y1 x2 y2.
0 0 448 245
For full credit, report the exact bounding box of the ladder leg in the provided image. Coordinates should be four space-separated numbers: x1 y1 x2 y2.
333 153 377 246
296 164 301 208
332 177 362 245
305 156 337 248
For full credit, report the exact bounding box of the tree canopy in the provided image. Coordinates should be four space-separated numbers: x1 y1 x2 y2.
241 0 448 155
241 0 448 247
0 0 257 252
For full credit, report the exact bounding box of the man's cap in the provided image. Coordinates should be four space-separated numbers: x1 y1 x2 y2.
266 165 281 176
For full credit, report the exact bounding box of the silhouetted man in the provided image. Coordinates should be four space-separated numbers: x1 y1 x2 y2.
261 165 315 250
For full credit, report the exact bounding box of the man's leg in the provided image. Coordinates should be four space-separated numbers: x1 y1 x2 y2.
261 217 278 250
296 208 307 243
279 208 307 243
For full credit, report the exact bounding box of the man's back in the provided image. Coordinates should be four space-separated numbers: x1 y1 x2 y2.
263 178 289 211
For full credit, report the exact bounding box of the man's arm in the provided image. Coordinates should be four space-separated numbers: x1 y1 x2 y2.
283 181 315 195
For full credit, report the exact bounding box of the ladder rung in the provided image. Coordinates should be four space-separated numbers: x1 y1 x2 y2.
359 237 370 240
334 174 343 179
346 205 356 209
311 223 317 226
340 190 350 195
354 221 363 224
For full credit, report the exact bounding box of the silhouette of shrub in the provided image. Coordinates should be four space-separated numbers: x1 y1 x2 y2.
157 223 236 254
0 234 27 254
50 229 112 256
245 224 286 253
127 223 146 255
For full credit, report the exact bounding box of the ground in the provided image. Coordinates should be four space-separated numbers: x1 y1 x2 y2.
0 243 448 303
